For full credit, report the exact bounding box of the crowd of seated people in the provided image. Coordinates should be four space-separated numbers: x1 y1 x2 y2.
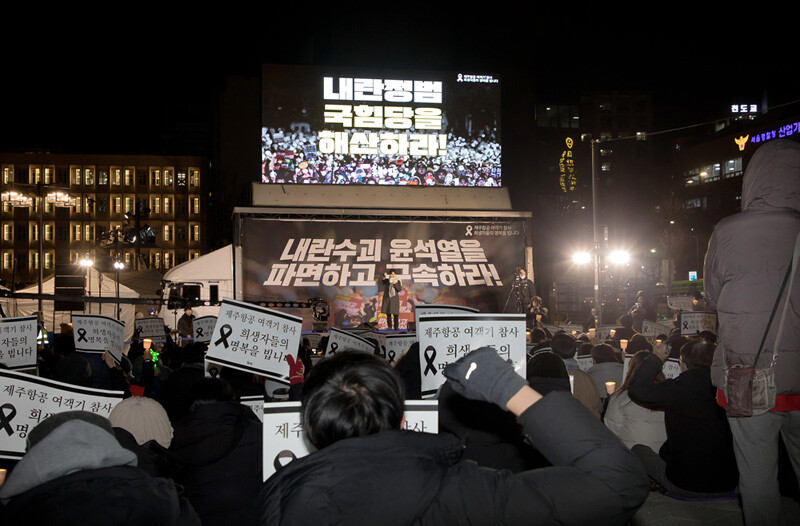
4 308 798 525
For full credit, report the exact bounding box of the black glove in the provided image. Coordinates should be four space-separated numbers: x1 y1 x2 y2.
443 346 527 409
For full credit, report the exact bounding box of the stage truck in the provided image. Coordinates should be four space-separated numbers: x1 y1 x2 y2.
229 184 534 331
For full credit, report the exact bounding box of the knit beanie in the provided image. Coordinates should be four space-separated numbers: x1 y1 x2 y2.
108 396 174 448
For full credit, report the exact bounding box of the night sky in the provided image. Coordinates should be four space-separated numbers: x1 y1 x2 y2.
1 10 796 154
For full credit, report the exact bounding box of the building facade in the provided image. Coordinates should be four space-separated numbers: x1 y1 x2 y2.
1 153 207 288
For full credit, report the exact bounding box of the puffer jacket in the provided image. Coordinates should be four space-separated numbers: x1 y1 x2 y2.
704 139 800 396
170 401 262 526
254 392 648 525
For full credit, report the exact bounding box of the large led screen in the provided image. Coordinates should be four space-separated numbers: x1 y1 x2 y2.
261 64 501 186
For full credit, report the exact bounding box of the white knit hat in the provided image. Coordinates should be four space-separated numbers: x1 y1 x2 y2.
108 397 174 448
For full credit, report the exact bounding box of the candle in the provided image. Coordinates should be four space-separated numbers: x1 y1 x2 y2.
605 382 616 395
609 329 616 338
620 339 628 350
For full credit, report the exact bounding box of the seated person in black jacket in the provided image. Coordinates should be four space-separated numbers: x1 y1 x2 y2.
628 338 738 496
169 378 262 526
255 349 648 525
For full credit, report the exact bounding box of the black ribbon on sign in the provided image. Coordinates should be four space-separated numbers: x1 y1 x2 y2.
196 327 204 338
135 326 143 336
274 449 297 471
423 346 437 376
329 342 338 354
388 350 396 363
682 320 689 331
214 324 233 348
77 328 88 343
0 403 17 436
208 367 220 378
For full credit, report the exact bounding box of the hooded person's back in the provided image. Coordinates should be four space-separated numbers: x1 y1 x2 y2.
704 139 800 397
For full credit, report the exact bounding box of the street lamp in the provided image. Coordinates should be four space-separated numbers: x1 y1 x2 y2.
608 250 630 265
79 255 93 314
572 251 592 265
113 259 124 320
2 185 75 311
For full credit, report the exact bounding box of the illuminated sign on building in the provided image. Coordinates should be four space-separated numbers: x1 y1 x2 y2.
734 120 800 151
559 137 576 192
731 104 759 114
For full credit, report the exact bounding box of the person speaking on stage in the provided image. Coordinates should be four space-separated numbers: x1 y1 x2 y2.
380 269 402 330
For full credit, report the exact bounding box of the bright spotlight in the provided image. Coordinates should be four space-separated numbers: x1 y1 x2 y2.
609 250 630 265
572 251 591 264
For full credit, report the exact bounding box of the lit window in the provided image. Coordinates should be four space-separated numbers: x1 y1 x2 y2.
85 168 95 185
191 224 200 241
190 169 199 186
164 197 172 214
192 197 200 214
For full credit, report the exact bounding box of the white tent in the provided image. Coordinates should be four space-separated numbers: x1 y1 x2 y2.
158 244 234 326
2 267 139 342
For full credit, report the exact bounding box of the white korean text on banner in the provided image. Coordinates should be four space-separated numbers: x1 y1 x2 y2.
418 313 526 398
260 65 501 188
71 314 125 363
134 317 166 341
0 369 125 459
237 217 526 331
0 316 38 370
205 299 302 384
326 328 377 355
680 312 717 336
193 316 217 343
261 400 438 480
413 304 479 332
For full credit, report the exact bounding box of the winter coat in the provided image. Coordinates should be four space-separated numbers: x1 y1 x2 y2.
380 277 402 315
254 392 648 525
604 390 667 452
628 354 738 493
704 139 800 396
170 401 263 526
0 420 199 525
